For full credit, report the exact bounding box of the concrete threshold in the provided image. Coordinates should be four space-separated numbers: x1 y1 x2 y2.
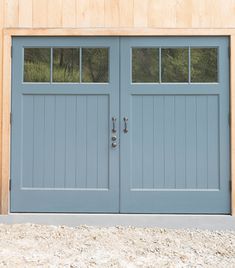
0 214 234 230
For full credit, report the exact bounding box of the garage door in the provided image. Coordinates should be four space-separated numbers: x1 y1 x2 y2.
11 37 230 213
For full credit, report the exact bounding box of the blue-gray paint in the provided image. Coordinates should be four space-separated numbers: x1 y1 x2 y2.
11 37 230 213
120 37 230 213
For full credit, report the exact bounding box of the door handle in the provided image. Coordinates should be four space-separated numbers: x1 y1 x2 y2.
112 117 116 133
123 117 128 133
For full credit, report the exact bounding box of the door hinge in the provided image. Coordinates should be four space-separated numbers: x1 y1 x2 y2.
9 179 11 191
228 112 231 127
10 112 12 125
230 180 232 191
11 46 12 58
228 46 231 59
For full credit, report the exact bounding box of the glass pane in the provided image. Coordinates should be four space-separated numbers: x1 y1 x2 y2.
53 48 80 82
191 48 218 83
132 48 159 83
82 48 109 83
24 48 50 82
161 48 189 83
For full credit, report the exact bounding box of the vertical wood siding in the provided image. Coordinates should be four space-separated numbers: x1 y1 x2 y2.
0 0 235 29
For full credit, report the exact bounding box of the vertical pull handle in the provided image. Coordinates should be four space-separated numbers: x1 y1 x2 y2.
112 117 116 133
123 117 128 133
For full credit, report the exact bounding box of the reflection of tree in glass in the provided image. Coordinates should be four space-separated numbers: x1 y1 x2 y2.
132 48 159 82
161 48 188 82
191 48 217 82
82 48 109 82
24 48 50 82
53 48 80 82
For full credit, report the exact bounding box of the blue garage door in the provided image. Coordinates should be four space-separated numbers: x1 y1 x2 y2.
11 37 230 213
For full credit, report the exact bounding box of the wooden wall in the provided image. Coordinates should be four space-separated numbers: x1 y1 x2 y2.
0 0 235 213
0 0 235 29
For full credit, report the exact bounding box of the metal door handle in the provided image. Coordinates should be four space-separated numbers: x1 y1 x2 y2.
123 117 128 133
112 117 116 133
112 142 117 148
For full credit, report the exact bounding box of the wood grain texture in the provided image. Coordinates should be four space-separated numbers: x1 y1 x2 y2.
0 0 4 213
19 0 32 27
231 35 235 216
1 33 11 214
1 0 235 28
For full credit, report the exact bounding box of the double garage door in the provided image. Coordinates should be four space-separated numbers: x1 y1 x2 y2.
11 37 230 213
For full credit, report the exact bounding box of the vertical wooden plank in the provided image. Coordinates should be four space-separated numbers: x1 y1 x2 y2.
5 0 19 27
76 96 87 187
131 96 143 188
148 0 176 28
62 0 76 28
76 0 90 27
231 35 235 215
133 0 148 27
196 96 208 188
65 96 76 188
97 96 109 188
33 96 45 187
119 0 134 27
207 96 219 188
175 0 192 28
175 96 186 188
89 0 105 27
154 96 165 188
1 33 11 214
185 96 197 188
143 96 154 188
48 0 62 27
86 96 98 188
32 0 48 27
19 0 33 27
54 96 66 188
22 96 34 187
0 0 4 213
104 0 119 27
164 96 175 188
44 96 55 188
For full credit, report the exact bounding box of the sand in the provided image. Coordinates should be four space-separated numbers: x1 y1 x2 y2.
0 224 234 267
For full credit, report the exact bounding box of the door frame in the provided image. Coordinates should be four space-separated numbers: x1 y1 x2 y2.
1 28 235 215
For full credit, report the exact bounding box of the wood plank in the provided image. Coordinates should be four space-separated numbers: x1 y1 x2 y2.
1 33 11 214
76 0 90 27
48 0 62 27
32 0 48 27
0 0 4 214
89 0 105 27
148 0 176 28
176 0 192 28
5 0 19 27
62 0 76 28
104 0 119 27
231 35 235 216
5 28 235 38
19 0 33 27
133 0 148 27
119 0 134 27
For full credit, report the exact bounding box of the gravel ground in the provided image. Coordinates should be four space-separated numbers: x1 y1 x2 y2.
0 224 234 267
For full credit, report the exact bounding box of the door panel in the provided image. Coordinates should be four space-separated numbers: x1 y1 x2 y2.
11 37 119 212
120 37 230 213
